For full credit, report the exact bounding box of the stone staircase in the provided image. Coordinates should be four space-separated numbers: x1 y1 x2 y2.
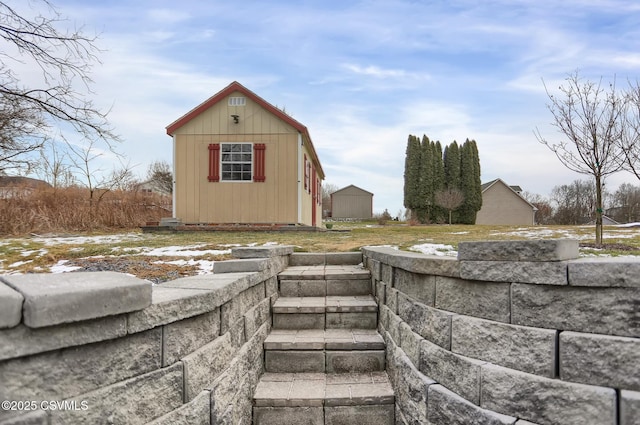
252 256 395 425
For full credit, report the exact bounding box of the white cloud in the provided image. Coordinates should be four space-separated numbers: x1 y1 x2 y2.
13 0 638 209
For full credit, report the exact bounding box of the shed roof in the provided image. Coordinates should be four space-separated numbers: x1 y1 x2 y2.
330 184 374 196
165 81 324 177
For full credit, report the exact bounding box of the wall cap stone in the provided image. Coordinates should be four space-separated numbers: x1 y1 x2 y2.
213 258 270 274
458 240 579 262
568 257 640 287
231 245 294 258
362 246 459 277
2 272 151 328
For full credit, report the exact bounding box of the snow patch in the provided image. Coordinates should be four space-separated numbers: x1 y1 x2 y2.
409 243 458 257
50 260 83 273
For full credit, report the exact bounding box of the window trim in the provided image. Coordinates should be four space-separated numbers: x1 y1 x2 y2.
220 143 253 182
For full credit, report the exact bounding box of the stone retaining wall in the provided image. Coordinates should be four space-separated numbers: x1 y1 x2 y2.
362 240 640 425
0 245 291 425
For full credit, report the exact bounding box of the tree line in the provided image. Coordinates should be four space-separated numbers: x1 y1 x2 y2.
525 180 640 225
403 136 482 224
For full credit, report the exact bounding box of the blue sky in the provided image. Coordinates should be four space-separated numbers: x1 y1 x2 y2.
42 0 640 213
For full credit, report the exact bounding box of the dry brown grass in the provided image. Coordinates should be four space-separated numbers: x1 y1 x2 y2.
0 187 170 235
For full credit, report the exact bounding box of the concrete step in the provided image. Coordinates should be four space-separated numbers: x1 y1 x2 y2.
278 264 372 297
272 296 378 329
264 329 386 373
289 252 363 266
279 278 372 297
253 372 395 425
278 265 371 281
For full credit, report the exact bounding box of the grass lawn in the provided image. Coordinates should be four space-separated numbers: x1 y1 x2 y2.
1 222 639 281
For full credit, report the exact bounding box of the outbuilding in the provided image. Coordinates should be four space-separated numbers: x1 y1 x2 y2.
330 185 373 219
166 82 324 228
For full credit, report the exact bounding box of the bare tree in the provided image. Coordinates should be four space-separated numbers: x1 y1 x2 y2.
434 188 464 225
33 141 72 187
535 71 627 245
550 180 598 225
521 191 554 225
611 183 640 223
0 0 118 172
146 160 173 194
322 182 339 218
0 95 48 172
621 82 640 181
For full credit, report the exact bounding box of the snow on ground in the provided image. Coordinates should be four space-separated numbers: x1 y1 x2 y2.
115 245 231 257
50 260 83 273
490 227 591 240
153 259 215 274
30 233 146 246
409 243 458 257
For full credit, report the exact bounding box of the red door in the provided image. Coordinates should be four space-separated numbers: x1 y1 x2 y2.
311 166 317 227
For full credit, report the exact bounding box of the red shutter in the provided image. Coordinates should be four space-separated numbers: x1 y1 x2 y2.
304 155 308 191
208 143 220 182
253 143 266 182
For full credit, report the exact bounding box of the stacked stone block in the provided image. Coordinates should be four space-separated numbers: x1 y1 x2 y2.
364 240 640 425
0 245 291 425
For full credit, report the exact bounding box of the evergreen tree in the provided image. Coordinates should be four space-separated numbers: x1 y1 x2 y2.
469 139 483 213
430 140 446 223
403 134 481 225
417 135 434 223
403 135 421 216
444 141 461 190
458 139 482 224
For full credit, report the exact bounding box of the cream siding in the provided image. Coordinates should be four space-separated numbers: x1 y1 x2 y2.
476 181 536 225
171 89 322 226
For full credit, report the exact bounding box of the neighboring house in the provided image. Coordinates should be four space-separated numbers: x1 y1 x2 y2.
476 178 537 225
166 81 324 227
330 185 373 219
0 176 51 199
135 179 171 196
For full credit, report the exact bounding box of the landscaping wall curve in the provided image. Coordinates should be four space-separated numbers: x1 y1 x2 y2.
0 240 638 425
363 240 640 425
0 246 291 425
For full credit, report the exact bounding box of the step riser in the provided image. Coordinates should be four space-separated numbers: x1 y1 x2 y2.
265 350 386 373
253 263 393 425
273 312 377 329
253 405 394 425
279 279 372 297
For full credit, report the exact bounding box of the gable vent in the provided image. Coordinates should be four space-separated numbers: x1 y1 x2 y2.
228 97 246 106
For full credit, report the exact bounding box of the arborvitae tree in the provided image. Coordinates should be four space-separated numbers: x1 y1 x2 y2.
469 139 482 213
416 135 434 222
430 140 446 223
444 141 461 190
403 135 421 217
403 135 481 224
458 139 483 224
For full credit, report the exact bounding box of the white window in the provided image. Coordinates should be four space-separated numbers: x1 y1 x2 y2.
221 143 252 181
228 97 246 106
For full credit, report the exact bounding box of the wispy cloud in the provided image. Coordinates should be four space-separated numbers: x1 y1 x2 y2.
28 0 640 213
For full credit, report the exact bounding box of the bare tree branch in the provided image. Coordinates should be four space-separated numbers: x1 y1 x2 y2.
0 0 119 173
621 82 640 181
535 71 627 245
